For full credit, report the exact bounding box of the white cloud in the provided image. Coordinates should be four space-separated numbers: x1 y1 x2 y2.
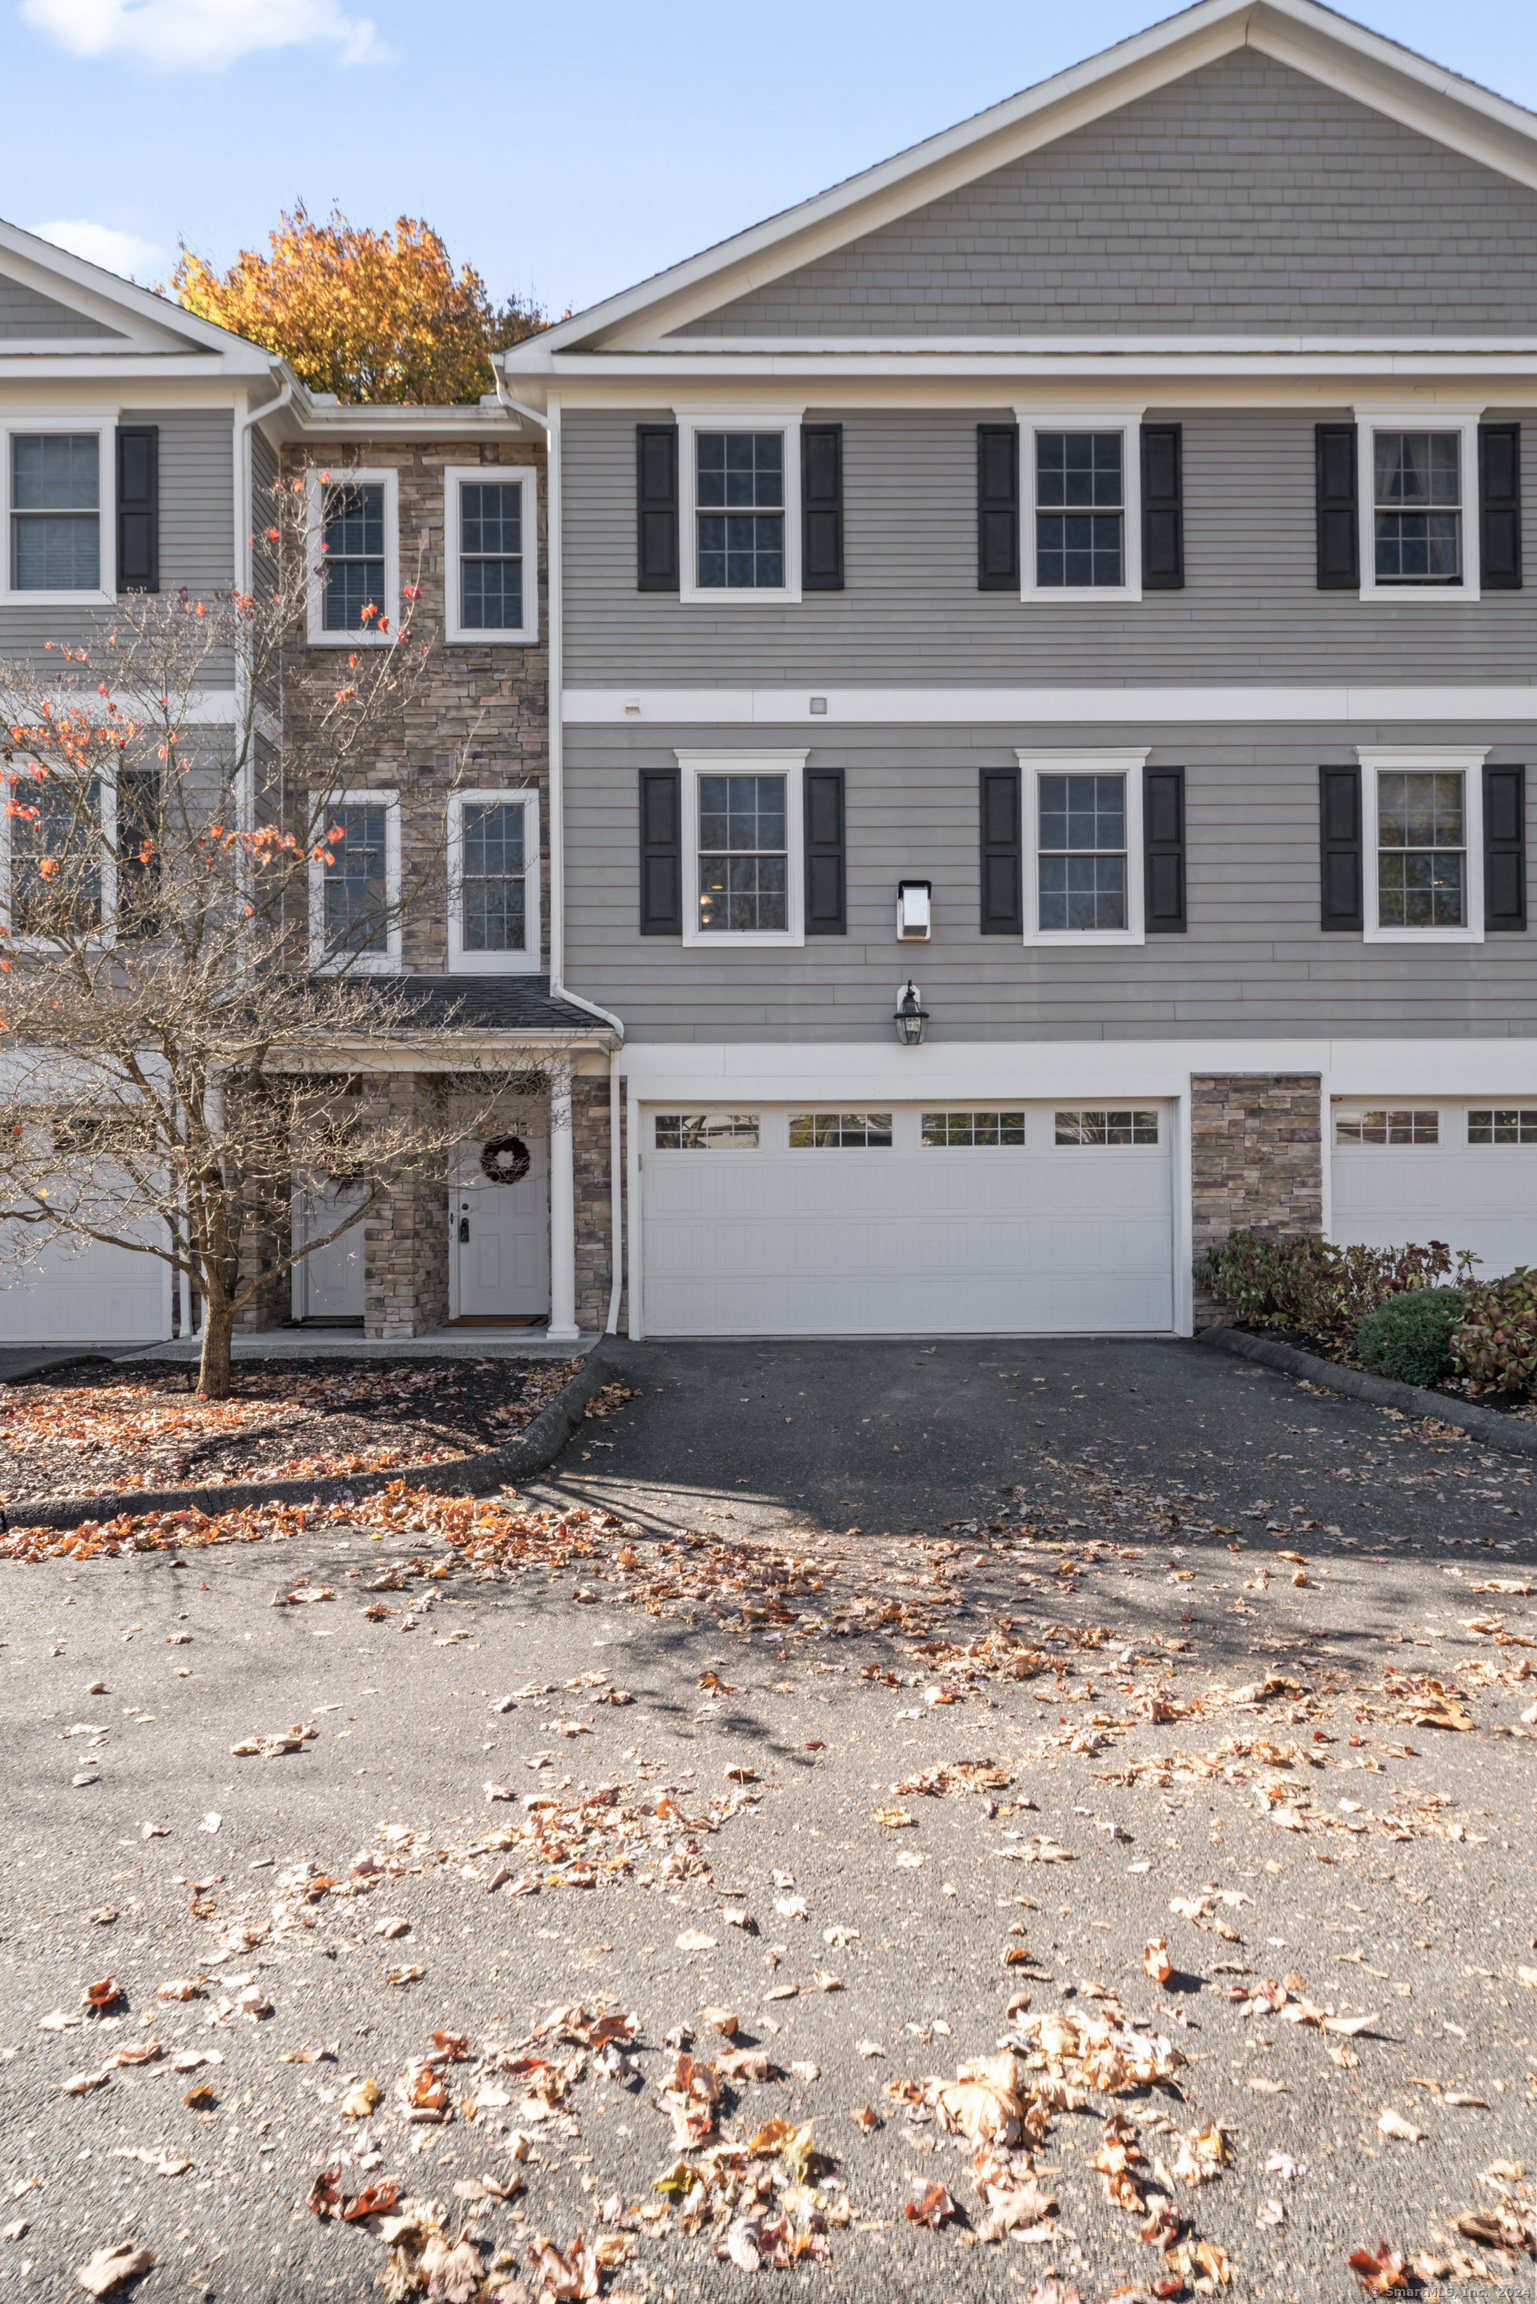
33 218 164 279
18 0 390 69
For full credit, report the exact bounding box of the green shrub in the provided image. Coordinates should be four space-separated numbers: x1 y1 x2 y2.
1451 1267 1537 1396
1356 1287 1464 1387
1196 1228 1476 1352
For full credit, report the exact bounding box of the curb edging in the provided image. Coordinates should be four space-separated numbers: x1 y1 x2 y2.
1 1340 619 1536
1196 1323 1537 1459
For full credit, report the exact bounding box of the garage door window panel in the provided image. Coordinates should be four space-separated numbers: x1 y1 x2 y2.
1469 1109 1537 1144
1334 1109 1439 1145
655 1114 760 1149
789 1112 892 1148
922 1112 1026 1146
1056 1109 1160 1145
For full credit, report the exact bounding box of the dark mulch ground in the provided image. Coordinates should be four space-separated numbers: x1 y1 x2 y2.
0 1355 583 1502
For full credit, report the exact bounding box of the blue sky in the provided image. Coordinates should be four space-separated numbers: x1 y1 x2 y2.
3 0 1536 321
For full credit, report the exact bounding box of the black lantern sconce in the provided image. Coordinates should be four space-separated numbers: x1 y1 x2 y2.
893 980 929 1046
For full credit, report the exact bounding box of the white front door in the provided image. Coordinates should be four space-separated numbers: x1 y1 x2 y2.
453 1135 550 1318
294 1180 367 1319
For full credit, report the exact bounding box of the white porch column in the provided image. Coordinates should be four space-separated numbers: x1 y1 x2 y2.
547 1065 579 1343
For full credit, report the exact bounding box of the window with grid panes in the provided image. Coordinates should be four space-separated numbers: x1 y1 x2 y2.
1035 431 1123 587
322 804 389 952
697 773 787 932
1376 771 1465 929
1468 1110 1537 1144
459 803 526 951
12 434 99 591
321 481 386 631
1334 1109 1439 1145
1373 432 1461 584
458 481 523 631
697 433 783 588
654 1114 760 1149
8 774 101 935
788 1113 893 1148
1038 774 1126 931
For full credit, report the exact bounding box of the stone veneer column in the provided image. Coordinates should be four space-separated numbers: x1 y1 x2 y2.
1190 1073 1323 1328
361 1074 450 1340
572 1072 613 1335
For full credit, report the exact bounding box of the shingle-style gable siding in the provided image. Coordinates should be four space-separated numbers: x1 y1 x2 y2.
678 48 1537 338
0 273 124 340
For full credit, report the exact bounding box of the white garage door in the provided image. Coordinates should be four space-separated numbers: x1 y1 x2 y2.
1332 1101 1537 1281
640 1102 1175 1338
0 1225 169 1342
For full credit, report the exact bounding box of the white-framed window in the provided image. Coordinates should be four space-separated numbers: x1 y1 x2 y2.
788 1112 892 1147
1055 1109 1160 1145
0 768 117 947
442 466 537 645
676 405 804 604
677 750 806 947
307 791 401 973
654 1114 760 1149
1018 404 1145 603
1468 1108 1537 1144
1353 406 1482 603
1358 748 1486 943
1334 1108 1440 1145
1017 749 1147 945
305 467 400 646
922 1111 1026 1146
0 418 115 604
447 788 540 975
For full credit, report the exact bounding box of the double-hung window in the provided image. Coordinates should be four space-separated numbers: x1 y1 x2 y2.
448 789 540 974
308 791 401 972
678 752 805 946
306 467 399 645
1018 751 1147 944
677 408 803 603
1 772 107 943
1354 408 1481 601
3 424 113 601
443 466 536 644
1020 406 1144 602
1359 749 1485 943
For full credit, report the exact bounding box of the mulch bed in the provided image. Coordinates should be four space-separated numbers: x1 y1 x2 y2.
1221 1322 1537 1424
0 1355 584 1503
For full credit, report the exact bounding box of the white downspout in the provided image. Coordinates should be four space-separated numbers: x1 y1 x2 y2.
236 375 293 590
606 1064 624 1334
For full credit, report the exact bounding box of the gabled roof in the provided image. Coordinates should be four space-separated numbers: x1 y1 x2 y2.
0 217 273 369
506 0 1537 362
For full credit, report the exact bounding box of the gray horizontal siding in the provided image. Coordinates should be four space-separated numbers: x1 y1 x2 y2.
0 273 122 340
680 49 1537 338
563 720 1537 1043
563 407 1537 689
0 408 235 668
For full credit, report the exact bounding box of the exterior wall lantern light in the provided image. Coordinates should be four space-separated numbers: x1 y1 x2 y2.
894 980 929 1046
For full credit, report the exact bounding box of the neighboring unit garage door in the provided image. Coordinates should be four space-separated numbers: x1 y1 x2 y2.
0 1223 168 1342
640 1103 1174 1337
1332 1101 1537 1280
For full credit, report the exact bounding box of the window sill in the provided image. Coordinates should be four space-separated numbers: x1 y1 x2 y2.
681 929 805 950
1360 926 1484 945
447 952 542 976
444 625 538 647
305 630 398 650
1023 929 1146 948
1357 586 1481 606
1022 587 1143 606
2 588 115 609
678 587 803 608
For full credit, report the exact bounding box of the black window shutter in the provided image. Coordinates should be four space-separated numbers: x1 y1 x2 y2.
116 424 158 593
1319 765 1363 931
1315 423 1359 590
1144 766 1186 931
979 766 1022 933
804 767 846 933
638 768 681 935
1479 424 1522 591
636 424 679 593
802 425 843 591
977 424 1020 592
1140 424 1183 590
1485 763 1526 930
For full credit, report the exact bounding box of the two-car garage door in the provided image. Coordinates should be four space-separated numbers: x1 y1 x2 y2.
1332 1101 1537 1279
640 1102 1175 1337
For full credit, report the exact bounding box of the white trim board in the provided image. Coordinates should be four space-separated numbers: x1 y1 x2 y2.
564 686 1537 727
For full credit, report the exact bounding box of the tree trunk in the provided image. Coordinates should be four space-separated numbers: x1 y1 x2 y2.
197 1293 236 1399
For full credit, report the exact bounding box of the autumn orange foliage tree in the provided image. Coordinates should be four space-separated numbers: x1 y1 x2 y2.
172 203 548 404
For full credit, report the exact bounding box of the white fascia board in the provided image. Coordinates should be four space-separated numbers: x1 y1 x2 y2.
543 352 1537 395
0 354 270 384
562 685 1537 726
613 1035 1537 1101
509 0 1537 359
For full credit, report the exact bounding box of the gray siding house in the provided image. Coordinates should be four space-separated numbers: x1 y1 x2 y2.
501 0 1537 1340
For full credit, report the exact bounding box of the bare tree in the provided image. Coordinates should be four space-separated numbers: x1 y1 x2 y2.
0 474 561 1396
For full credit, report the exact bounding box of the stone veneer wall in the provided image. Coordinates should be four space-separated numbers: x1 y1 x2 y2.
362 1074 449 1339
1190 1073 1323 1328
280 439 548 975
572 1074 612 1336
